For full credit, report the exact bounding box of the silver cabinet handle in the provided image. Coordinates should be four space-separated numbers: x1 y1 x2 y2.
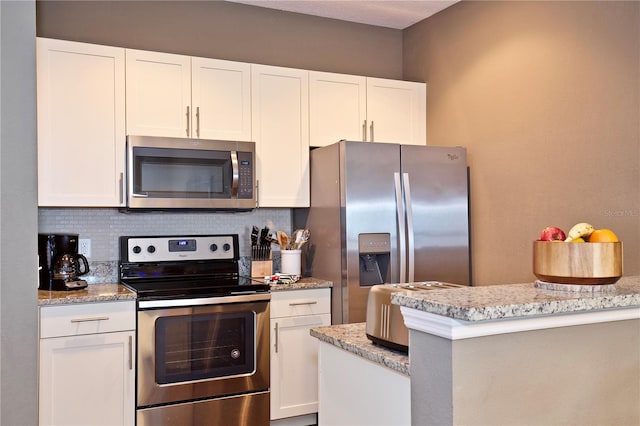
362 120 367 141
370 121 374 142
274 322 279 353
119 172 124 205
128 335 133 370
196 106 200 138
70 316 109 323
186 106 190 136
289 301 318 306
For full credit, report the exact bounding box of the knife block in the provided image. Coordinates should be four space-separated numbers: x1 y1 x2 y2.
251 258 272 278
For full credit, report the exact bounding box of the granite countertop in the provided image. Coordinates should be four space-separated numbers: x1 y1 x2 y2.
39 277 332 306
38 283 136 306
269 276 332 291
310 322 409 376
392 275 640 322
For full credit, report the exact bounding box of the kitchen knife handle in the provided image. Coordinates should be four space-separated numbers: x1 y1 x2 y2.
394 172 406 284
186 106 190 136
196 106 200 138
403 173 415 283
274 322 279 353
362 120 367 141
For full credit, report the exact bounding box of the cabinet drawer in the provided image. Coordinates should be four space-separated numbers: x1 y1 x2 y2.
271 288 331 318
40 301 135 338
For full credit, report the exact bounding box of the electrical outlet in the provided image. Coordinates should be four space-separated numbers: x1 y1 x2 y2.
79 239 91 258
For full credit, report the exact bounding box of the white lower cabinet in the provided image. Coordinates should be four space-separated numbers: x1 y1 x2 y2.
270 288 331 422
38 301 136 426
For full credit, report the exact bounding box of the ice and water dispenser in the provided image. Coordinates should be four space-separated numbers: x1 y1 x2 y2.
358 233 390 286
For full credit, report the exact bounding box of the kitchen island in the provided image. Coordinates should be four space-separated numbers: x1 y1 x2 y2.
312 276 640 426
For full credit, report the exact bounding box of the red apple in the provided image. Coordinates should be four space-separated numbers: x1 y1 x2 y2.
539 226 566 241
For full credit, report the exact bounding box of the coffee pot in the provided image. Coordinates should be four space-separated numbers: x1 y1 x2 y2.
53 253 89 287
38 233 89 291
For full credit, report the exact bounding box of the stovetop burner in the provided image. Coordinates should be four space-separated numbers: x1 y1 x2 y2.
119 234 269 300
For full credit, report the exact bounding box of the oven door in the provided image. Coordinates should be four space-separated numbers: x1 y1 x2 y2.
136 293 270 408
126 135 255 210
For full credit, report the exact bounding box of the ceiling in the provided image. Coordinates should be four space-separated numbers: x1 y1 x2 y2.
225 0 459 29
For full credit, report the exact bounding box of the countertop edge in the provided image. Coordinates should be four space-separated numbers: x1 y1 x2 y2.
391 275 640 322
310 323 409 376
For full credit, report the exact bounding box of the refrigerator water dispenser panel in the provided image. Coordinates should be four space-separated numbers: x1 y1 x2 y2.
358 233 390 286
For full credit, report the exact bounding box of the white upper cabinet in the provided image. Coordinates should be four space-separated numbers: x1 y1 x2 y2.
309 72 426 147
309 71 367 147
366 77 426 146
251 64 309 207
37 38 126 207
125 49 192 138
126 50 252 141
191 57 252 140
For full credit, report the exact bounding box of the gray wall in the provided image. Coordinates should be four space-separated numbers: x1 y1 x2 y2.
36 0 404 80
0 1 39 424
404 1 640 284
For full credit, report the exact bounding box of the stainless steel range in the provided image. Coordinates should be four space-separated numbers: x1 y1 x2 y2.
119 234 271 426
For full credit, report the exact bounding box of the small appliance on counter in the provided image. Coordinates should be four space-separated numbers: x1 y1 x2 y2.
365 282 465 353
38 233 89 291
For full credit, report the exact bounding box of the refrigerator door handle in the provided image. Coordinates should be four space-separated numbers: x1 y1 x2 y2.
403 173 415 283
394 172 406 283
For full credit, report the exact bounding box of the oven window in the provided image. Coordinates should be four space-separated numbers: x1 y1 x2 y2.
133 147 232 199
155 311 255 384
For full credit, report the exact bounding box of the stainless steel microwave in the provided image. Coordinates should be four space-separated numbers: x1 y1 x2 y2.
126 135 256 210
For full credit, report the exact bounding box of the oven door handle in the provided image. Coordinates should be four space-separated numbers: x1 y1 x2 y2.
137 292 271 309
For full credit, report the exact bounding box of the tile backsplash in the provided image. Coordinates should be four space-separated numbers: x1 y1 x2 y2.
38 207 292 282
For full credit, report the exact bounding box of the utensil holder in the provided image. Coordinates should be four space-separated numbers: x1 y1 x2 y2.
280 249 301 275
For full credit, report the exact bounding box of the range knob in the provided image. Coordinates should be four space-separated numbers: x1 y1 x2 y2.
223 243 231 252
147 245 156 253
210 243 218 252
132 245 141 254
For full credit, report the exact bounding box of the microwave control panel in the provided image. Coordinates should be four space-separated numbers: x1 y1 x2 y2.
237 151 254 199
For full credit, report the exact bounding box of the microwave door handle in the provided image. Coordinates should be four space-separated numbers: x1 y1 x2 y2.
231 151 239 197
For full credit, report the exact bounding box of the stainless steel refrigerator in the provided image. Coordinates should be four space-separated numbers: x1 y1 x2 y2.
294 140 471 324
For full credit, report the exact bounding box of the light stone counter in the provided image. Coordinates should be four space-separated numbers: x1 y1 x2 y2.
310 322 409 376
269 276 332 292
38 283 136 306
392 275 640 321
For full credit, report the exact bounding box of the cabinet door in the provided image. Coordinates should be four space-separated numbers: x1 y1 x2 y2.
309 71 366 147
191 57 251 141
126 49 191 137
39 331 135 426
366 78 426 145
251 65 309 207
270 313 331 420
37 38 126 206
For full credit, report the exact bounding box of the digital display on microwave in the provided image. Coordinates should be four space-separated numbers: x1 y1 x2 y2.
241 160 250 165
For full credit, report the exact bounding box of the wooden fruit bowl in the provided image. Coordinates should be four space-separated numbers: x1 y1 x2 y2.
533 241 623 285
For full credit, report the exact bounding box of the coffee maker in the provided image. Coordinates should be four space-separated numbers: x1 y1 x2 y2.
38 233 89 291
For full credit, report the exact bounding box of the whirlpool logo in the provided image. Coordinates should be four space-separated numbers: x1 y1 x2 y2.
447 153 459 161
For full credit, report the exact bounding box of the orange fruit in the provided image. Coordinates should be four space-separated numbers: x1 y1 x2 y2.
588 229 619 242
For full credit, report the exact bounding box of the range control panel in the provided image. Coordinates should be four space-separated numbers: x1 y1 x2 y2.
120 235 237 263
